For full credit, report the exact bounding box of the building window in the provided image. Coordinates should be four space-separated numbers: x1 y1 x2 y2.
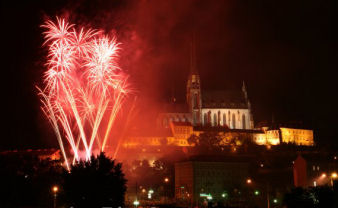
223 113 226 127
232 114 236 129
218 111 221 126
213 114 217 126
208 111 211 125
242 114 246 129
204 113 208 125
194 93 198 109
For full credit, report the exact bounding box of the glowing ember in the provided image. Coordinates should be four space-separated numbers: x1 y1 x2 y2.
38 17 128 170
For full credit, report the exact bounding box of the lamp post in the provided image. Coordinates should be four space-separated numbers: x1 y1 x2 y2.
52 185 58 208
164 177 169 203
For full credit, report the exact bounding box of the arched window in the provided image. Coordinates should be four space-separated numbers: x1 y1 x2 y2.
218 111 221 126
242 114 246 129
213 114 217 126
194 93 198 109
208 111 211 125
223 113 226 127
232 114 236 129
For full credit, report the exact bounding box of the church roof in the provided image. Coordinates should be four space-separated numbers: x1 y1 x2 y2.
202 90 248 109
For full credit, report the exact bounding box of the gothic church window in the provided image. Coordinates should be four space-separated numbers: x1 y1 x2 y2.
232 114 236 129
213 114 217 126
242 114 246 129
223 113 226 127
208 111 211 125
194 93 198 108
204 113 208 125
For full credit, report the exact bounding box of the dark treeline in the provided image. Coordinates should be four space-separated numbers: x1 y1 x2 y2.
0 152 126 208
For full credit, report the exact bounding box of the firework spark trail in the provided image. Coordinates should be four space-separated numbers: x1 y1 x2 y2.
38 17 129 165
39 90 70 170
101 85 125 151
113 97 137 159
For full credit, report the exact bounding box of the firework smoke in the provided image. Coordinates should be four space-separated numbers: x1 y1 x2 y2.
38 17 128 170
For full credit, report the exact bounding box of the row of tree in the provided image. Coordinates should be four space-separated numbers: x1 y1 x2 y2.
0 152 126 208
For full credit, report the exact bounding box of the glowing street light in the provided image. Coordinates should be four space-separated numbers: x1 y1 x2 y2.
246 178 252 184
254 190 260 196
332 172 337 179
321 173 327 178
52 185 58 208
133 200 139 207
164 177 169 183
273 198 278 204
52 186 58 193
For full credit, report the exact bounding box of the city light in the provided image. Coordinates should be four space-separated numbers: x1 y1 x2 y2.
321 173 327 178
133 200 139 206
254 190 260 196
273 199 278 204
164 177 169 183
332 172 338 179
148 189 154 199
246 178 252 184
52 186 58 193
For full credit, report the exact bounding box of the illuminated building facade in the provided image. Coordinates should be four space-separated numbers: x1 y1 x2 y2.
123 122 314 149
124 43 314 150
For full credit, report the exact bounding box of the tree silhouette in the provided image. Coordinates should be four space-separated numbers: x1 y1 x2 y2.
63 152 127 208
188 132 223 153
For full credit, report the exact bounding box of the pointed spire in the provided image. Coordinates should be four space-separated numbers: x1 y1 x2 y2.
190 32 197 75
242 80 246 93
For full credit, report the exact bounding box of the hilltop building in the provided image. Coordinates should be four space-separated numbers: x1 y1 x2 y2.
121 41 314 157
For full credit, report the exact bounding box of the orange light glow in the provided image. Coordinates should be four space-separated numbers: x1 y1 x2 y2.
321 173 327 178
164 177 169 183
332 172 338 179
52 186 58 193
246 179 252 184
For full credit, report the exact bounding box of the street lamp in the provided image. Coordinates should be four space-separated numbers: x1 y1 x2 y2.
133 200 139 208
164 177 169 183
246 178 252 184
52 185 58 208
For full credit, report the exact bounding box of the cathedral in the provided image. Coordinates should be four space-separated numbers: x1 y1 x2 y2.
120 42 314 157
157 41 253 130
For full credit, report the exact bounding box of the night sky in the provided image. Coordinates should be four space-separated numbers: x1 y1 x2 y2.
1 0 337 150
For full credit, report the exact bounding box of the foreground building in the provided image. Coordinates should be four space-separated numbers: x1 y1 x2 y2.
175 158 249 206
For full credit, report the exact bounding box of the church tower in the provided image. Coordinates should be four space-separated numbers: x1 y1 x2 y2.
186 36 202 126
242 81 254 129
